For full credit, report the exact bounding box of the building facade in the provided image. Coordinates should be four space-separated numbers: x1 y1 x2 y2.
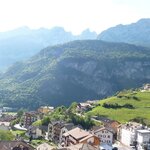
24 111 39 128
118 122 143 146
137 130 150 150
94 127 113 145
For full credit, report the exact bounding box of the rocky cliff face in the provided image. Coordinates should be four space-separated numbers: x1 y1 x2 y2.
0 40 150 109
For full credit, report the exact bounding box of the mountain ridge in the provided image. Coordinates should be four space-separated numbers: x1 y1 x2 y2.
0 40 150 109
98 18 150 48
0 26 97 71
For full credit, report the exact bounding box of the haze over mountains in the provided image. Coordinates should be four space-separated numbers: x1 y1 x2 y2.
0 18 150 109
0 40 150 109
1 18 150 71
0 26 97 70
98 18 150 47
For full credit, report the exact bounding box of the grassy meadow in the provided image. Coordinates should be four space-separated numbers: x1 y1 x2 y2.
88 91 150 125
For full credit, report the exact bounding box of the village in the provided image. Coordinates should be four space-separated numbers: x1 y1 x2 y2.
0 90 150 150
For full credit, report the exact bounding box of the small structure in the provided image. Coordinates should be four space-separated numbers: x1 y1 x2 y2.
26 126 47 139
143 84 150 91
94 127 114 145
104 120 120 133
137 129 150 150
36 142 55 150
0 113 16 122
67 143 100 150
0 141 34 150
38 106 54 114
14 124 27 131
76 103 92 113
62 127 100 147
0 122 10 130
48 121 74 144
117 122 143 146
23 111 39 128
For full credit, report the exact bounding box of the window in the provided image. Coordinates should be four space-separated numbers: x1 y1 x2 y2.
108 140 110 143
108 135 110 138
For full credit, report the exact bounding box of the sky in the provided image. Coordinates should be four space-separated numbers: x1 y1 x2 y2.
0 0 150 34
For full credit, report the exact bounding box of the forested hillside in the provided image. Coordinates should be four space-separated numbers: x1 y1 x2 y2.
0 40 150 109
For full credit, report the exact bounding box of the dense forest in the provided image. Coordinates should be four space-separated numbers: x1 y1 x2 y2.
0 40 150 109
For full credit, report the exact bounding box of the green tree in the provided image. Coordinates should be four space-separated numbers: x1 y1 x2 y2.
67 102 77 113
0 130 14 141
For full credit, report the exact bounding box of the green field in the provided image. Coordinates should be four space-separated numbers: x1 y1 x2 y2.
88 91 150 125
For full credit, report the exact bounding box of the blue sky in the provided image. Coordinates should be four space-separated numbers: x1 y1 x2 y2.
0 0 149 34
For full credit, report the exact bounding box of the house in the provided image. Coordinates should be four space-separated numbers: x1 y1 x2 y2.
38 106 54 114
0 113 16 122
48 121 74 144
24 111 39 128
0 122 10 130
62 127 100 147
143 84 150 91
36 143 55 150
0 141 34 150
26 126 47 139
117 122 143 146
94 127 113 145
59 123 74 144
48 121 63 143
104 120 120 134
86 100 99 105
66 143 100 150
76 103 92 113
137 129 150 150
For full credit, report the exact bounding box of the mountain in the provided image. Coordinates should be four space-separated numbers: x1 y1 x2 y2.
78 29 97 40
0 40 150 109
88 90 150 126
0 27 97 70
98 18 150 48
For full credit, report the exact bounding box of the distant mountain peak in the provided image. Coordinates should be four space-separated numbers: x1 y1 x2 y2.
78 29 97 39
0 26 97 70
98 18 150 47
137 18 150 23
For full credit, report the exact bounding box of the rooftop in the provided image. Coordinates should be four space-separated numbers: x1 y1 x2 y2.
137 130 150 134
0 141 34 150
67 143 99 150
63 127 90 140
121 122 143 129
94 127 114 134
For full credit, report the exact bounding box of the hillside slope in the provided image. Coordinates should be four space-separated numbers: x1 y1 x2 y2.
88 90 150 125
98 18 150 48
0 40 150 109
